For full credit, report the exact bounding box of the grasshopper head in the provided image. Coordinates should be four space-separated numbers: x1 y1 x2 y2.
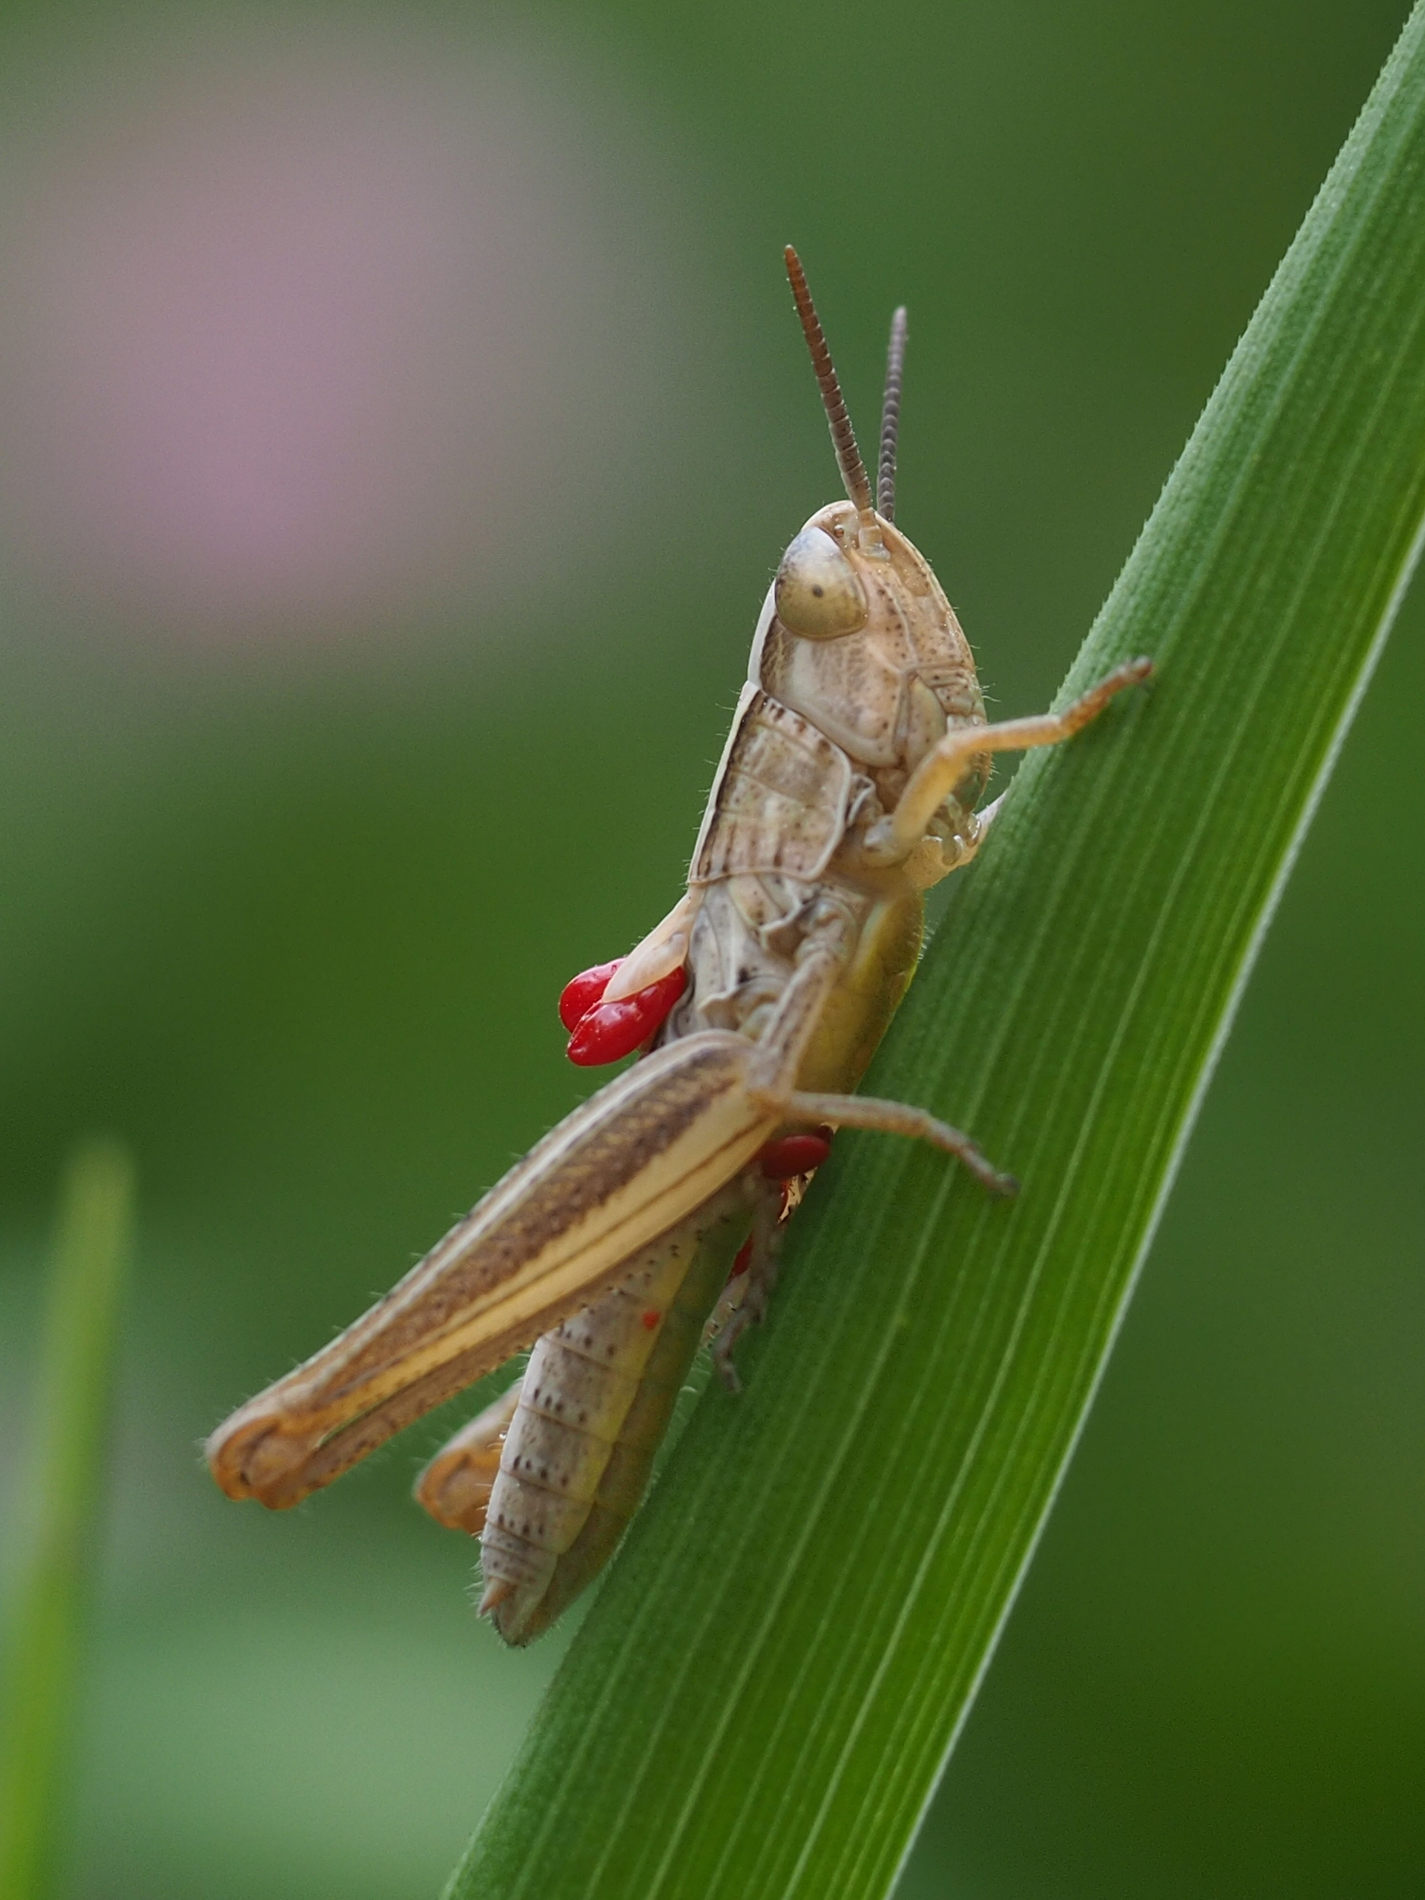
764 252 982 761
772 497 944 643
756 491 981 770
775 497 946 635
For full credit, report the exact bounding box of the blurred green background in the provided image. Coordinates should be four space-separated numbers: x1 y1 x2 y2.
0 2 1421 1894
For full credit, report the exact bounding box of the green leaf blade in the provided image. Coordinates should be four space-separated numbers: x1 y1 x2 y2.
450 10 1425 1897
0 1141 134 1900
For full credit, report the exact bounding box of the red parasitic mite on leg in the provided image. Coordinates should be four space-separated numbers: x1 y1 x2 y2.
559 959 688 1066
557 960 624 1032
758 1131 832 1179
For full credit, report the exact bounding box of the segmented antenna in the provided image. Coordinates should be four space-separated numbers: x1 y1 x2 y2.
783 246 875 517
877 305 908 521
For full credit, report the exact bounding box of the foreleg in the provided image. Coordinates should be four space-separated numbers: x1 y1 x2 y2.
865 657 1151 870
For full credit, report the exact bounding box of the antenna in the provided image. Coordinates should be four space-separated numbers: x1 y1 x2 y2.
783 246 875 518
877 305 908 521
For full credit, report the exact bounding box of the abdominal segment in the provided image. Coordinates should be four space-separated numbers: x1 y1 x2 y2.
471 1177 754 1646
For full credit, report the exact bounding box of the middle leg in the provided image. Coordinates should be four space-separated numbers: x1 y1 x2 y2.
740 942 1016 1195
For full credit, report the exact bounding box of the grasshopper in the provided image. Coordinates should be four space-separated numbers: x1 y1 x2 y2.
207 249 1150 1644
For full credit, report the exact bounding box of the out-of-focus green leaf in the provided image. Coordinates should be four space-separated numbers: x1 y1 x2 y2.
0 1141 133 1900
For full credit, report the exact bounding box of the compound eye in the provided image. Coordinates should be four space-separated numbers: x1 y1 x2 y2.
773 527 868 640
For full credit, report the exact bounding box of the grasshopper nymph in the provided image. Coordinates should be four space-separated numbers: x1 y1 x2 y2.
207 249 1150 1644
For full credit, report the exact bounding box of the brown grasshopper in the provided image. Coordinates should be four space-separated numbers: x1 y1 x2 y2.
207 248 1150 1644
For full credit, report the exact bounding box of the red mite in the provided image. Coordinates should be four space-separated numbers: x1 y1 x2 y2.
728 1133 834 1279
559 958 687 1066
757 1132 832 1179
560 958 833 1282
557 960 623 1033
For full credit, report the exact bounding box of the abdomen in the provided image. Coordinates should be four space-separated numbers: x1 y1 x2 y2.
472 1178 749 1644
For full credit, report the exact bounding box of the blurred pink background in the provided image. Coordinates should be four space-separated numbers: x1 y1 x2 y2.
0 18 706 647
